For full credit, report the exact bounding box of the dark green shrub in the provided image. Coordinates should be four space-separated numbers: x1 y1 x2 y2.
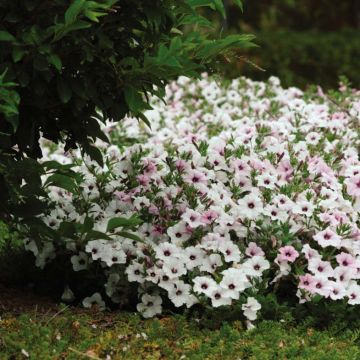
0 0 253 222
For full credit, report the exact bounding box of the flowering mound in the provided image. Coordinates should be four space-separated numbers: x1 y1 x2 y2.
22 75 360 325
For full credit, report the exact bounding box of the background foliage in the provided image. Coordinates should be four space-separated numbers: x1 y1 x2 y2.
231 31 360 89
215 0 360 88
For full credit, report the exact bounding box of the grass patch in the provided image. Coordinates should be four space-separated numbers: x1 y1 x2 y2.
1 308 360 359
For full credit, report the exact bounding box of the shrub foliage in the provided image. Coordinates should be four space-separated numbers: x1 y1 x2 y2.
230 31 360 89
0 0 252 220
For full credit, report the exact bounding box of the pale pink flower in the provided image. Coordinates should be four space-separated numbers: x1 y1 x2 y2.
333 266 356 285
136 174 150 187
142 159 157 175
230 159 251 174
308 258 334 278
345 174 360 197
183 169 207 185
245 242 265 257
257 173 277 189
336 252 356 268
301 244 320 261
312 277 332 297
200 209 219 225
308 156 333 175
175 159 187 172
328 281 346 300
299 274 315 292
347 283 360 305
313 228 341 248
293 200 314 217
278 246 299 263
277 159 293 180
218 241 241 263
181 209 203 228
193 276 217 296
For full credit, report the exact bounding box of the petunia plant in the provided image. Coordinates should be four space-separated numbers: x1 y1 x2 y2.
20 74 360 326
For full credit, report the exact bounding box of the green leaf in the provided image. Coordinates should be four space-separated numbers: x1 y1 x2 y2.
65 0 86 25
59 221 77 237
233 0 243 11
195 34 256 59
42 161 75 171
86 117 109 143
45 173 77 192
312 295 323 303
53 20 91 41
107 216 143 232
179 14 213 28
85 230 112 241
124 86 146 112
137 112 151 129
84 10 107 22
83 143 104 167
12 47 27 62
0 30 15 42
186 0 216 9
0 131 12 148
48 54 62 71
57 78 72 103
12 198 48 218
117 231 143 243
13 158 44 182
82 216 94 233
214 0 226 18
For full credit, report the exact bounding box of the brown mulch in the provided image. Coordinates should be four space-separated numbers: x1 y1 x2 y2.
0 284 131 329
0 284 59 315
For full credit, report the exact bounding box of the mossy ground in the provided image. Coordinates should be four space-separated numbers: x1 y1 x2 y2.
1 306 360 360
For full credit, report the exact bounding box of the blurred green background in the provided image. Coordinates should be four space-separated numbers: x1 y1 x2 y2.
218 0 360 89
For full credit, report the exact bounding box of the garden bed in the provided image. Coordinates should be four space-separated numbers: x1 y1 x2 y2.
1 309 360 359
5 74 360 329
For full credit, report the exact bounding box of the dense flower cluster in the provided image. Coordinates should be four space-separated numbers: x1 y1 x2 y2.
22 75 360 325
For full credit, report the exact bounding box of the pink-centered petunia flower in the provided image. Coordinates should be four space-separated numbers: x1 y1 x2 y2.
336 252 356 268
312 277 332 297
200 209 219 225
299 274 316 292
245 242 265 257
278 246 299 263
277 159 293 181
237 194 263 220
175 159 187 172
136 174 150 187
313 228 342 248
345 174 360 197
308 257 334 278
183 169 207 185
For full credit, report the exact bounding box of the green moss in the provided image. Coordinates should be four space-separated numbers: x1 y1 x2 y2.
1 309 360 359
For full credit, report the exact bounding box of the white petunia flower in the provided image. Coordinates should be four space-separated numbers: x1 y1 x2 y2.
242 297 261 321
209 286 232 307
237 194 263 220
83 293 106 310
137 294 162 318
162 257 187 279
70 251 89 271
